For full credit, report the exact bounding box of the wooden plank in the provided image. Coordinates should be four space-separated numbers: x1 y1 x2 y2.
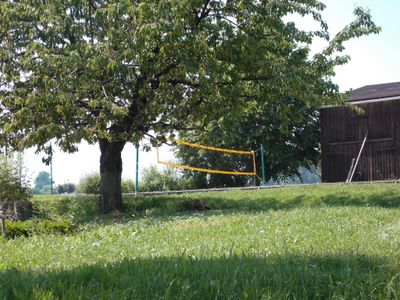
349 131 369 182
345 158 356 183
328 137 393 146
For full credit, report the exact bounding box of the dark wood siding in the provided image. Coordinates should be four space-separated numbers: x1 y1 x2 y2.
321 99 400 182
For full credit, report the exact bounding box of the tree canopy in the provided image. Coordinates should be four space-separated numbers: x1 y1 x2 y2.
0 0 380 212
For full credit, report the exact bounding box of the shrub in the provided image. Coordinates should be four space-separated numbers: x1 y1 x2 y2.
5 219 74 238
121 179 135 193
0 155 31 204
77 172 101 194
140 165 195 192
140 166 164 192
5 221 29 238
34 219 74 235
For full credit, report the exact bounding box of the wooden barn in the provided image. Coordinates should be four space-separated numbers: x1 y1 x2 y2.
321 82 400 182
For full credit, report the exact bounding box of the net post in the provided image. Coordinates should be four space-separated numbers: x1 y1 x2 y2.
260 144 267 186
0 211 6 238
4 141 7 162
135 143 139 197
252 151 257 186
18 151 22 185
50 151 53 195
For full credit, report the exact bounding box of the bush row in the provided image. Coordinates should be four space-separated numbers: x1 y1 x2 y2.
77 166 194 194
5 219 74 238
77 172 135 194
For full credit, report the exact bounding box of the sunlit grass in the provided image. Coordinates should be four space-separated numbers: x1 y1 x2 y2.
1 183 400 299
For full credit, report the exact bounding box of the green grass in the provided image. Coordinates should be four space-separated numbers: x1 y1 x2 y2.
1 183 400 299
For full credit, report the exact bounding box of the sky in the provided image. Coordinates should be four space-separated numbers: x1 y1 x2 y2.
22 0 400 186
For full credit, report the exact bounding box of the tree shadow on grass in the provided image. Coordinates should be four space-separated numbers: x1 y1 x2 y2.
29 186 400 226
1 253 398 299
124 194 308 218
320 190 400 208
124 187 400 221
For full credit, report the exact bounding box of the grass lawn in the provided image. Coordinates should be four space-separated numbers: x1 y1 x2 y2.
1 183 400 299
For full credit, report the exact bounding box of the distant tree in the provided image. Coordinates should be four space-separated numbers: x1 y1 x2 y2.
0 1 380 212
56 183 76 194
33 171 53 194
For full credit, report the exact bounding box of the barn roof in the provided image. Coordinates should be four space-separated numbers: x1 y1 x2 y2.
348 81 400 102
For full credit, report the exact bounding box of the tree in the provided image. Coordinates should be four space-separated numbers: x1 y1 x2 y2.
56 183 77 194
33 171 53 194
0 1 380 213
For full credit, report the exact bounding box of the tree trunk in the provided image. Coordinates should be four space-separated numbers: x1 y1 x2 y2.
97 139 126 214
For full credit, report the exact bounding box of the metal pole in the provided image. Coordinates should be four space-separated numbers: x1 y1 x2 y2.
260 144 266 185
0 211 6 238
252 151 257 186
18 151 22 185
50 153 53 195
135 144 139 196
4 142 7 162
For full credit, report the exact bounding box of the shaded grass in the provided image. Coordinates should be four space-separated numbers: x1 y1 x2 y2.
1 254 399 300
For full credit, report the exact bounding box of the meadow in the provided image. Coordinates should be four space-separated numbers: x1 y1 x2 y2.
1 183 400 299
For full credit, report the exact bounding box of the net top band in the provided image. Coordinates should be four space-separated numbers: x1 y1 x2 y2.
171 139 254 155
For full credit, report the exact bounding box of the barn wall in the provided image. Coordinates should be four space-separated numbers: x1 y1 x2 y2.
321 99 400 182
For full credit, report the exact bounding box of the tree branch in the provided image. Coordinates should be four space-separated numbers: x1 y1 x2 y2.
195 0 212 27
167 79 200 88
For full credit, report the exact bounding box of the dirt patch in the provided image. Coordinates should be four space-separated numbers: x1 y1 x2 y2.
178 199 212 212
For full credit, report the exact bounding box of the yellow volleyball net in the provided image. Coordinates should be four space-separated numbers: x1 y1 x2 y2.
156 139 256 176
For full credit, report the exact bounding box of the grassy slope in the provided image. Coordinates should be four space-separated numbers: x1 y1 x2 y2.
1 183 400 299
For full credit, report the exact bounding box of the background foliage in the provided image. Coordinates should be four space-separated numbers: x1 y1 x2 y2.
176 97 321 187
